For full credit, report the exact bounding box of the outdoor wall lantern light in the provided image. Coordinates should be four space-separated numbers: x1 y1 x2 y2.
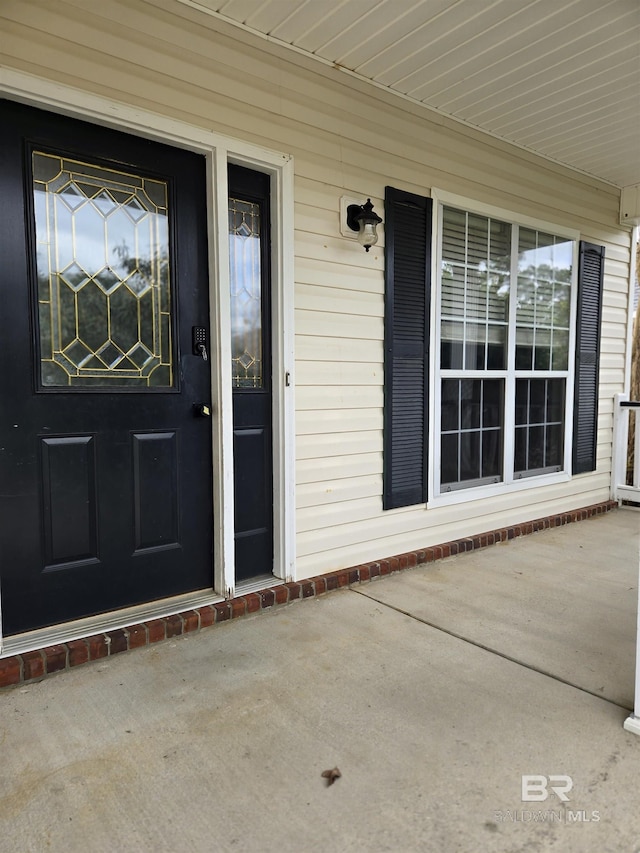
346 199 382 252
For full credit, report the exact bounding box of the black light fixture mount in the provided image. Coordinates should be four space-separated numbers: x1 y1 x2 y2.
346 198 382 252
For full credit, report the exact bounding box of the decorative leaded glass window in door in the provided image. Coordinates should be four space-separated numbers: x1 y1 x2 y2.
32 151 174 388
229 196 263 388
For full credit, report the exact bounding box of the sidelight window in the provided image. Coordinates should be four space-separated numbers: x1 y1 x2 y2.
229 196 263 389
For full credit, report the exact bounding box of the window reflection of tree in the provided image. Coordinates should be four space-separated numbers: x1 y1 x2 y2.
516 261 571 370
42 239 167 373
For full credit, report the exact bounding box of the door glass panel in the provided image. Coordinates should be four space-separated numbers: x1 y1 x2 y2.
32 151 173 388
229 196 263 388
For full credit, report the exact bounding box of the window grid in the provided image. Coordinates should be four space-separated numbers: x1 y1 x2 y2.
440 208 511 372
515 229 572 372
514 378 565 477
441 378 504 491
437 203 574 495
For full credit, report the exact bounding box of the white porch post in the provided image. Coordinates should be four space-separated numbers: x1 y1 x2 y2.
621 401 640 734
624 575 640 735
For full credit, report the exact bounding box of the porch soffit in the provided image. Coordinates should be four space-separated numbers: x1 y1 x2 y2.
176 0 640 190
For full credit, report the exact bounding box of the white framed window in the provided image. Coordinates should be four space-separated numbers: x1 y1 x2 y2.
433 195 578 500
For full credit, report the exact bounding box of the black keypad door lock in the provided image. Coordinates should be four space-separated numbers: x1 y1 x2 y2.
192 326 208 361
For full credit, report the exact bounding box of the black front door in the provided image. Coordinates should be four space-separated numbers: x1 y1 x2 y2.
228 165 273 583
0 101 213 636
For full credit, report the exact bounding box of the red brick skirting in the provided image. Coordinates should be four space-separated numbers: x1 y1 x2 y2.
0 500 618 689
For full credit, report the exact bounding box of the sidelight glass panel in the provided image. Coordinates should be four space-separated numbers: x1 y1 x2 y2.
229 196 263 388
32 151 173 388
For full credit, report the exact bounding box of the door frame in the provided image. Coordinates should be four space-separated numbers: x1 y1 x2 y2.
0 69 296 652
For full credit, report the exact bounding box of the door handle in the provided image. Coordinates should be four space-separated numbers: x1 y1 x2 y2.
193 403 211 417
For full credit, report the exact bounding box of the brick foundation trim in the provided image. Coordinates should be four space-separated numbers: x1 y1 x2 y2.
0 500 618 689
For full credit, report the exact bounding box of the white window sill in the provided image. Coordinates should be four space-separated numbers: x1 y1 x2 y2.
427 470 572 509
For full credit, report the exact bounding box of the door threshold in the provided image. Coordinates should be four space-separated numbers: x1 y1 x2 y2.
1 589 223 658
235 575 283 596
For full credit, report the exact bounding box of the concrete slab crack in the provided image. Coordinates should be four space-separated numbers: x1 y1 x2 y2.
352 587 633 713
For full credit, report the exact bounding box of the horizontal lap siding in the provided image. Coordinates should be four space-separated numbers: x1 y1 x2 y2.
295 192 386 549
296 477 614 574
0 0 632 580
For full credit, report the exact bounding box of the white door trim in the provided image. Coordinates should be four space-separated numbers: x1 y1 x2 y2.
0 68 296 652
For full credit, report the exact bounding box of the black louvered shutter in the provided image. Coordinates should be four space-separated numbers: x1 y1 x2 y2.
383 187 432 509
572 241 604 474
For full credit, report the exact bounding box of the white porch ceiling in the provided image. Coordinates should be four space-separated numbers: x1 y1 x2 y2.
181 0 640 189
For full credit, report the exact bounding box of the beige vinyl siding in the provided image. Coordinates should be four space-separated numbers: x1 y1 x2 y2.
0 0 632 581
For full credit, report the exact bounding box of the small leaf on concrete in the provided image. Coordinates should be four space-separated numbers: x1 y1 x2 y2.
321 766 341 786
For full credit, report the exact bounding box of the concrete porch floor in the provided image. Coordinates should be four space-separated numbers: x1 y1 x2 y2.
1 508 639 853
